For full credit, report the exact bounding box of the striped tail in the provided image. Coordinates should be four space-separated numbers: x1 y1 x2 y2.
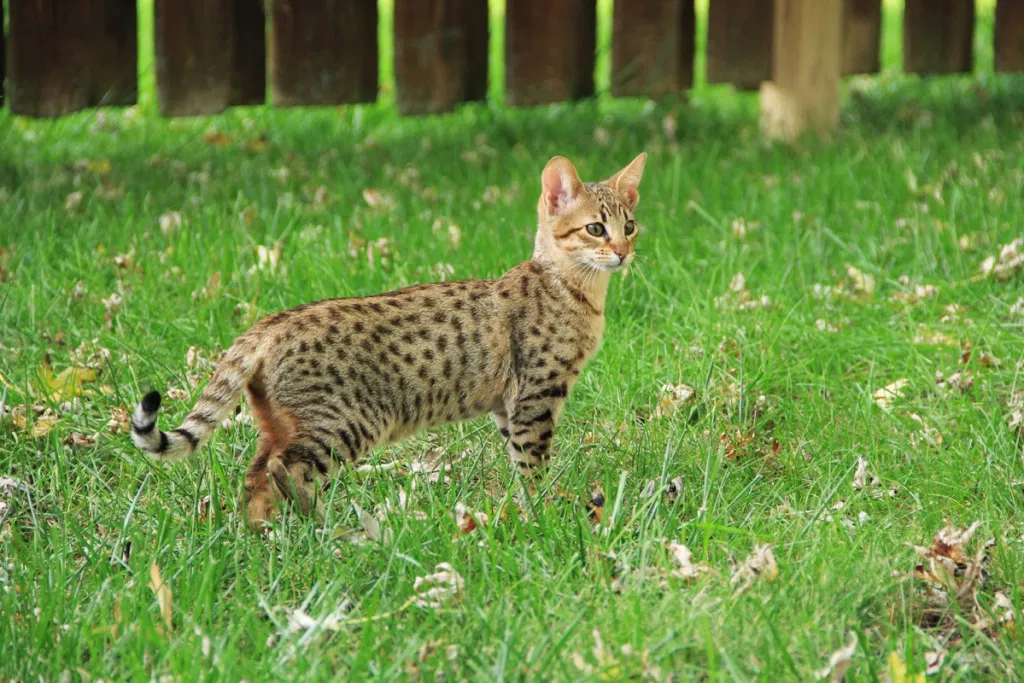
131 349 255 461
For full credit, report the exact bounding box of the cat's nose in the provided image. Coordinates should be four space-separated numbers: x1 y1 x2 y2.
614 250 628 262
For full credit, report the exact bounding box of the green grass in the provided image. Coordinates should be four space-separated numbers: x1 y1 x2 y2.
2 1 1024 680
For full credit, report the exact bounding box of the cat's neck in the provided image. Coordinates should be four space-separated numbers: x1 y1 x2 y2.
531 253 611 313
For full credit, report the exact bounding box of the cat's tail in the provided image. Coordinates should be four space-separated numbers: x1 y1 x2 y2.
131 346 258 461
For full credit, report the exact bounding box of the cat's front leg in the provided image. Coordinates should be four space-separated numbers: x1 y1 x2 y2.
502 386 565 478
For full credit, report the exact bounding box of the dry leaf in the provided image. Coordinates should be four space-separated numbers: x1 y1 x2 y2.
30 412 59 438
845 264 876 297
887 652 924 683
730 544 778 593
979 237 1022 281
362 188 396 211
165 387 189 402
65 191 84 212
65 432 97 447
872 379 908 412
667 542 711 580
654 384 696 418
352 502 392 545
159 211 182 234
201 130 231 147
411 449 469 484
853 457 880 490
814 634 857 682
253 244 283 275
924 649 946 676
414 563 464 609
148 562 173 633
107 407 131 434
35 357 98 402
454 502 488 533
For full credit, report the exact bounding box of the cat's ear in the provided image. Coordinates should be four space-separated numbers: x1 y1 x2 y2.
606 152 647 210
541 156 584 216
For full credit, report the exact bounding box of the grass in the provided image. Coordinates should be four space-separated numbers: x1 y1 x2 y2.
2 0 1024 680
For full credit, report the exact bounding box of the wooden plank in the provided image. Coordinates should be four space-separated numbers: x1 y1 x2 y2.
903 0 974 75
1 0 5 107
270 0 378 107
760 0 842 140
155 0 266 116
506 0 596 107
7 0 137 117
394 0 489 115
230 0 268 105
995 0 1024 71
842 0 881 75
611 0 695 97
464 1 490 102
706 0 773 90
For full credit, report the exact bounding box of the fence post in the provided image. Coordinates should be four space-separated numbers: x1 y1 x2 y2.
903 0 974 75
706 0 773 90
843 0 881 75
270 0 378 106
7 0 137 117
394 0 488 115
611 0 694 98
506 0 596 106
995 0 1024 71
0 0 5 107
760 0 842 141
155 0 266 117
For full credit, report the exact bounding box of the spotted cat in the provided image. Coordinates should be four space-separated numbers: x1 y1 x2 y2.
131 153 647 528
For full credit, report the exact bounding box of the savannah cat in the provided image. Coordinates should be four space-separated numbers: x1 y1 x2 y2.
131 153 647 528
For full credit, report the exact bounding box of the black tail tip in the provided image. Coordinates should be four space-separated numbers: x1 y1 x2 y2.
141 390 162 413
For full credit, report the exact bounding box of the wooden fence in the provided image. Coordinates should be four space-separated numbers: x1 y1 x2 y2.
2 1 1023 139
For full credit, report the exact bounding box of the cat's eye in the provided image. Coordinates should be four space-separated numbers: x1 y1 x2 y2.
585 222 606 237
624 221 636 236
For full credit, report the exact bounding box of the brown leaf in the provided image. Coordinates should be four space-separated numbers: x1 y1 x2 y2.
148 562 173 633
413 563 464 609
454 502 488 533
201 130 231 147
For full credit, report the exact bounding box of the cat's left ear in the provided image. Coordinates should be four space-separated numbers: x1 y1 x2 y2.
605 152 647 210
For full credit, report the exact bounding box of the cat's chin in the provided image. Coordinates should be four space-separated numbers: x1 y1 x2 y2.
587 261 629 273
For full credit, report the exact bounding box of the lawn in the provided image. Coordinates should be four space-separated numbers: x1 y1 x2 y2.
2 0 1024 680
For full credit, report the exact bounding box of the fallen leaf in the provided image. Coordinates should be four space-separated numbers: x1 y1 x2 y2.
654 384 696 418
253 243 283 275
148 562 173 633
454 502 488 534
165 387 189 402
667 542 712 580
30 412 59 438
845 264 876 297
853 457 880 490
35 356 98 401
352 502 392 545
888 652 924 683
201 130 231 147
362 188 396 211
924 649 946 676
159 211 182 234
414 563 464 609
65 432 97 447
730 544 778 593
65 191 84 212
107 407 131 434
814 634 857 682
979 237 1022 281
873 379 909 412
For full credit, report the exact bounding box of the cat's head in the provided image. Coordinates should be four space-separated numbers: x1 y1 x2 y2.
534 153 647 274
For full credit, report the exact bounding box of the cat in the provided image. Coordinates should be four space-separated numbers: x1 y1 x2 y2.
131 152 647 528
